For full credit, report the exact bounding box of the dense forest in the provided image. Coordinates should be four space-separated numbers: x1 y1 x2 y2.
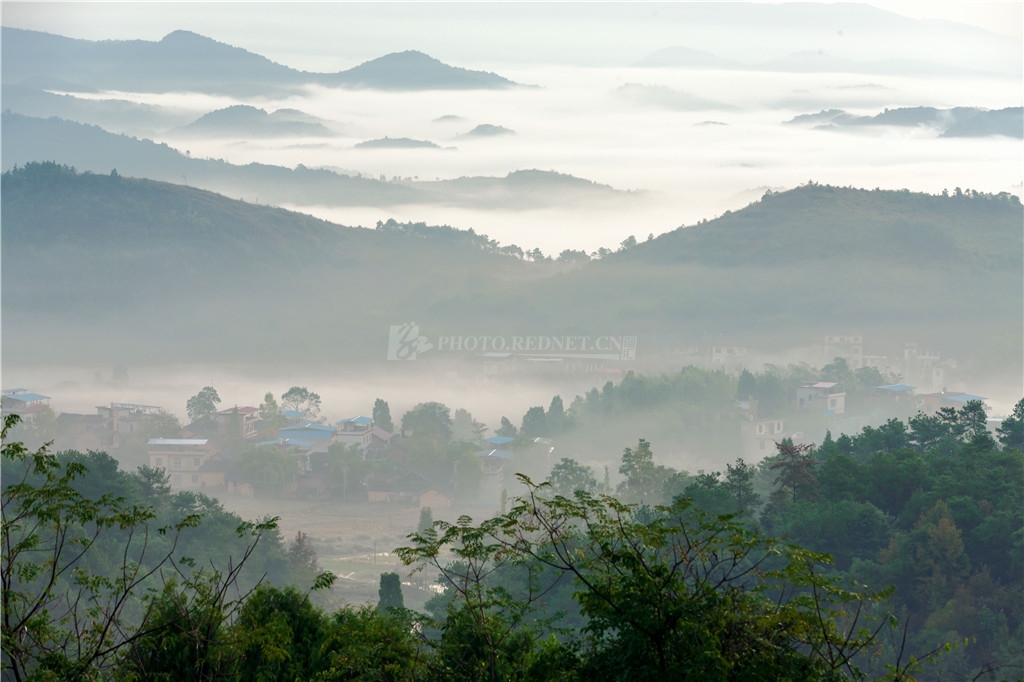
3 391 1021 680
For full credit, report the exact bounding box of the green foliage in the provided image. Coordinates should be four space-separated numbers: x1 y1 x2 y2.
316 605 425 681
185 385 221 428
289 530 320 573
282 386 322 422
117 516 284 681
546 458 598 497
616 438 670 504
373 398 395 433
996 398 1024 451
377 572 405 613
520 406 547 438
0 414 289 680
398 474 912 681
418 507 434 534
496 417 518 438
1 415 194 678
453 408 486 443
258 391 286 440
402 402 453 440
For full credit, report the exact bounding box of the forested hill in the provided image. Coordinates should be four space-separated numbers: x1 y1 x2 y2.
2 164 1020 371
621 184 1022 270
0 163 534 362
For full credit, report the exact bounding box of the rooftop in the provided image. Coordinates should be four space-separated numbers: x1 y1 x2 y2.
877 384 915 392
148 438 208 446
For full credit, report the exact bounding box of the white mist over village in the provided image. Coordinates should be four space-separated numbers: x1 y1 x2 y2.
1 3 1022 680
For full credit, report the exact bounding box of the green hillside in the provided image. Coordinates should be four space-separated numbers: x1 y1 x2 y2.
3 165 1020 374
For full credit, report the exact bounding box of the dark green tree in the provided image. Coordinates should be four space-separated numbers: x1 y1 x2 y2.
288 530 319 573
724 457 762 513
769 440 820 504
377 572 405 613
547 395 566 434
418 506 434 534
617 438 667 504
258 391 286 439
185 386 221 428
281 386 322 422
521 406 548 438
402 402 453 440
547 457 598 497
496 417 518 438
373 398 394 433
997 398 1024 450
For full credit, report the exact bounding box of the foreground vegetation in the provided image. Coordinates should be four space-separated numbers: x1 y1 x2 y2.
3 396 1021 680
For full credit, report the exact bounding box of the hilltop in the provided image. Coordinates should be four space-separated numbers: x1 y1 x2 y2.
2 165 1020 374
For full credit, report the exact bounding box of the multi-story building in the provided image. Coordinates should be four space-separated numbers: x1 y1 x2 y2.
148 438 216 490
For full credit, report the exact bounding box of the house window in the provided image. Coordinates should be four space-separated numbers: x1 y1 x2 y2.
191 474 199 484
193 457 201 468
759 440 766 450
829 399 836 409
155 457 164 467
757 424 765 435
173 458 182 470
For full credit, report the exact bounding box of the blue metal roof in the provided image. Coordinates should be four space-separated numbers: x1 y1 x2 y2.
279 423 335 440
4 392 49 402
877 384 915 392
944 393 985 403
339 416 373 425
487 436 515 445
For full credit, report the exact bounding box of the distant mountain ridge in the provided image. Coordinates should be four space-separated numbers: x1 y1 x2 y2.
786 106 1024 139
1 27 519 95
1 113 630 210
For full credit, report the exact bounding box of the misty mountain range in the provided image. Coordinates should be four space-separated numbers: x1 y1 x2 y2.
1 28 518 95
0 112 632 210
787 106 1024 138
3 164 1019 375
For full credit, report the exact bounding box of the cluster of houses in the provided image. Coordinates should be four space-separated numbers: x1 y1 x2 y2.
738 381 991 460
675 335 956 395
150 411 402 498
3 372 997 507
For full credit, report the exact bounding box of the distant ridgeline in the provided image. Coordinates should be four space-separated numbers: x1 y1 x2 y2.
2 163 1020 368
1 28 520 95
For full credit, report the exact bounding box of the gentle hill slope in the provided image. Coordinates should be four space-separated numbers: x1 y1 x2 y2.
2 166 1019 374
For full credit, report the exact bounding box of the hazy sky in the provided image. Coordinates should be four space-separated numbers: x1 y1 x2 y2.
3 2 1021 69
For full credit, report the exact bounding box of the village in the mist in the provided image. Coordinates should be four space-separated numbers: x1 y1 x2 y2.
1 3 1023 681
